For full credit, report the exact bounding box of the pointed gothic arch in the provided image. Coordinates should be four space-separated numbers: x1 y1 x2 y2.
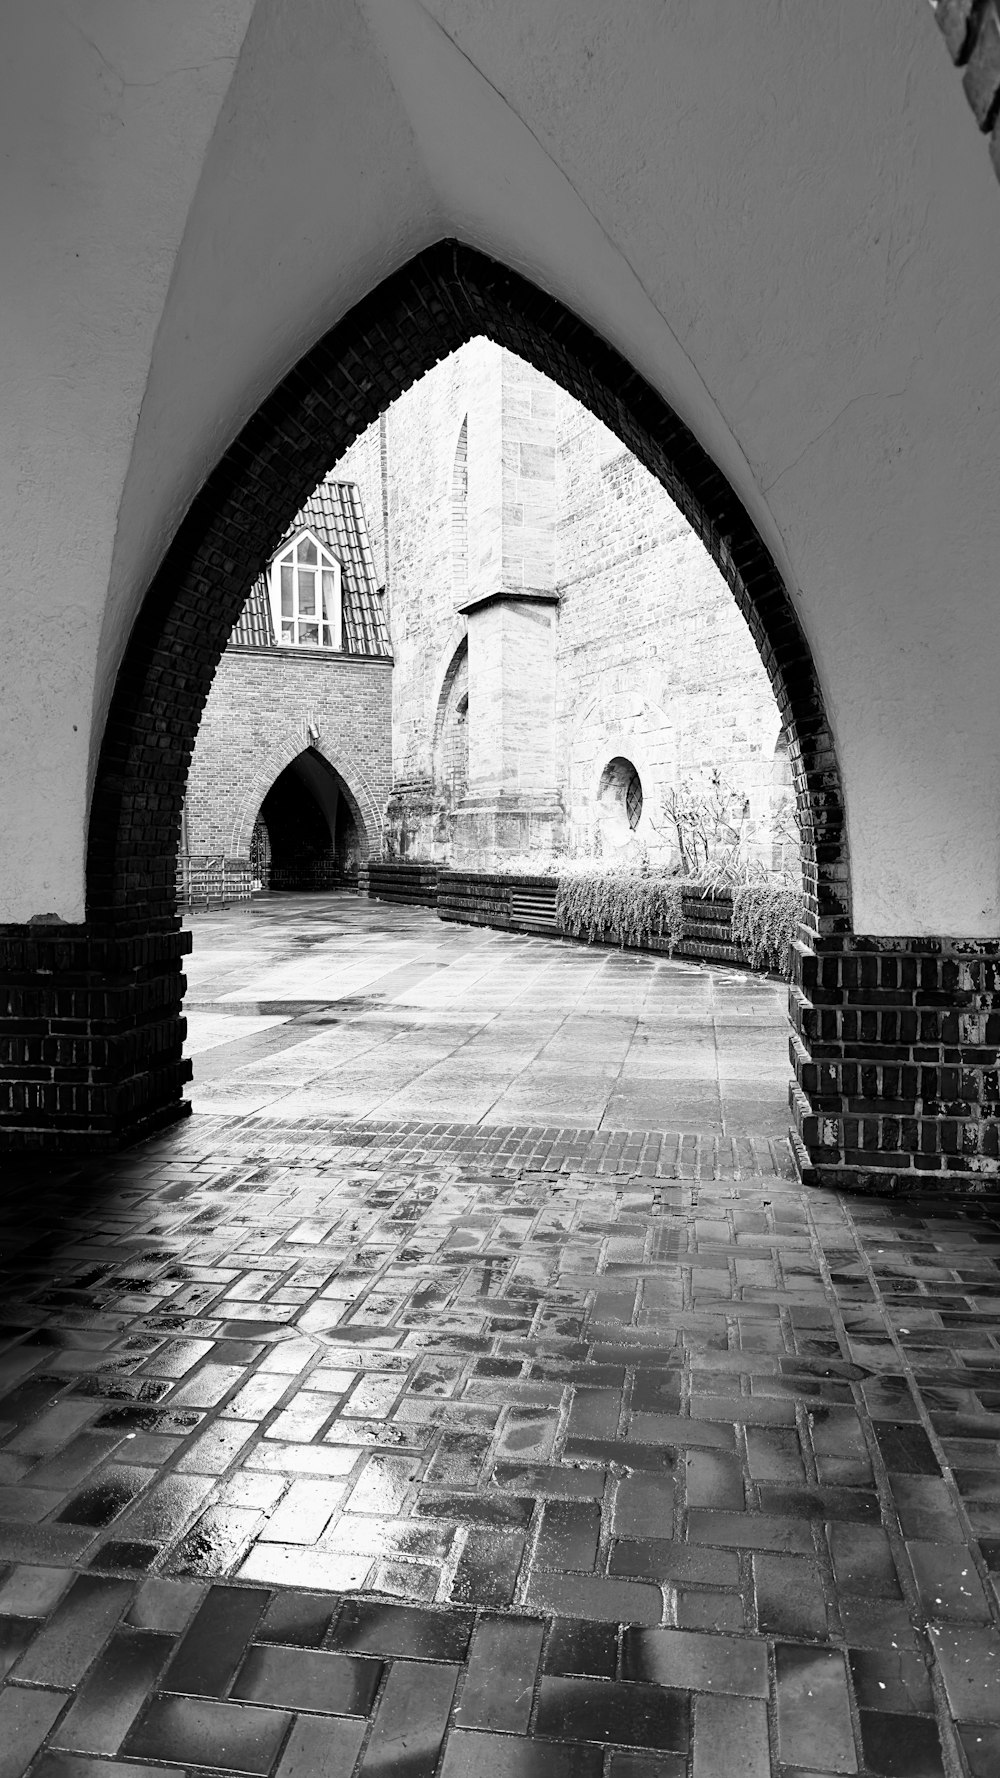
88 241 846 942
432 631 470 804
228 733 377 867
70 239 850 1147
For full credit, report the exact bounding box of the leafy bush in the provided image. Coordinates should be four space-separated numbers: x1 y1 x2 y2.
661 772 752 877
731 881 803 974
555 866 685 953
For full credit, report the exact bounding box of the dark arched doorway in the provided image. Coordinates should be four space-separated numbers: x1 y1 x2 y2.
257 749 362 891
73 242 847 1149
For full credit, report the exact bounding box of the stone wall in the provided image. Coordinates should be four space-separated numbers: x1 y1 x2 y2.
553 390 783 868
334 339 787 872
184 646 392 864
335 343 496 816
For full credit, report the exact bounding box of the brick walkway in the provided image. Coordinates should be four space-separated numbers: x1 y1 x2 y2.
1 906 999 1774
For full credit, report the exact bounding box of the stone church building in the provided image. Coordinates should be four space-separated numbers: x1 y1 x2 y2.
186 340 792 886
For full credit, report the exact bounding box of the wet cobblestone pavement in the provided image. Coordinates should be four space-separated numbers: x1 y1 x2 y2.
2 911 1000 1773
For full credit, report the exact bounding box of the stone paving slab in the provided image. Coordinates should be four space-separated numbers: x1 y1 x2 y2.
2 1117 1000 1772
181 896 789 1137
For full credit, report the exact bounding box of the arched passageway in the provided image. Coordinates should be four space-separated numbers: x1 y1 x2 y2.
258 749 364 891
1 7 999 1196
87 246 844 941
11 237 992 1198
46 241 849 1160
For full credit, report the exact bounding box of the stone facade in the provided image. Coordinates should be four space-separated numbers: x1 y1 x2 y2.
333 340 788 873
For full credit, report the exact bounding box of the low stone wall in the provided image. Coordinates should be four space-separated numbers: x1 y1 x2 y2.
369 862 767 971
437 870 512 931
675 892 749 967
557 891 750 968
368 861 441 907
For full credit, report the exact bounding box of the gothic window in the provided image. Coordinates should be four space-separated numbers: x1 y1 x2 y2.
446 691 469 801
434 636 470 804
625 768 643 830
268 530 342 649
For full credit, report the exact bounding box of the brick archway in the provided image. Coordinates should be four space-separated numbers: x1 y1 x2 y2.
8 240 850 1153
87 242 847 939
228 732 379 865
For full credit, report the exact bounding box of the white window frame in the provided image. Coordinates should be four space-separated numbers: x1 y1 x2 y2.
268 528 343 650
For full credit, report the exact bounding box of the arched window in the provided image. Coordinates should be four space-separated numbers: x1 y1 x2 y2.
598 757 643 849
434 638 470 804
268 529 342 649
446 691 469 801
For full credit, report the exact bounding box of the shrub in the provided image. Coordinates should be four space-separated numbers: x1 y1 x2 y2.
661 772 752 877
731 881 803 974
555 866 685 953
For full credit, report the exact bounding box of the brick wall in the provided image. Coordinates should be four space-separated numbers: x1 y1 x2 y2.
184 647 392 862
791 933 1000 1192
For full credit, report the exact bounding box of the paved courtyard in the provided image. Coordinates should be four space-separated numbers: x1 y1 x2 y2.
183 895 790 1139
1 895 999 1776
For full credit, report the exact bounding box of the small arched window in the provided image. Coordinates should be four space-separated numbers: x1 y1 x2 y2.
268 530 342 649
598 757 643 848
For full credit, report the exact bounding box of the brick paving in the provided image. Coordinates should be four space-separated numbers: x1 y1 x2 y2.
1 908 999 1773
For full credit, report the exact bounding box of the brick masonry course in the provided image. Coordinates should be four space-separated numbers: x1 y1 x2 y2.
792 934 1000 1193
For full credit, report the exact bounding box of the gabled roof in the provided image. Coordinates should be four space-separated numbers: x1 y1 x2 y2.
231 478 391 657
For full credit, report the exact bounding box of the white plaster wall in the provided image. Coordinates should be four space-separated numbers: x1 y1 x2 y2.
4 1 1000 935
358 0 1000 932
98 0 439 793
0 0 255 920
